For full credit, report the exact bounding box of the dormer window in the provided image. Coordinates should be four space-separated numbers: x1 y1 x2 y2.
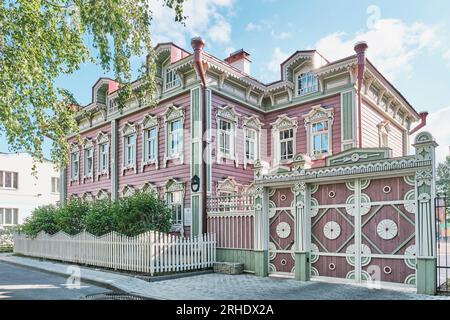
297 72 318 96
165 68 180 90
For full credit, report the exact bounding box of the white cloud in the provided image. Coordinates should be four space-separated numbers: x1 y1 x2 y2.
411 107 450 164
271 30 292 40
149 0 234 47
245 22 264 32
267 47 289 73
314 19 440 81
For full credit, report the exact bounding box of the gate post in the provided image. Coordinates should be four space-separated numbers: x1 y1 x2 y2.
413 132 438 295
254 184 269 277
293 181 310 281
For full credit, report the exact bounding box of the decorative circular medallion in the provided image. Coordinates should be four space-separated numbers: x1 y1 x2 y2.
404 190 416 214
376 219 398 240
269 242 277 260
404 274 416 285
383 266 392 274
328 191 336 198
345 193 371 216
383 186 392 194
310 243 320 263
323 221 341 240
276 222 291 239
311 267 319 277
280 259 287 266
310 198 319 217
269 209 276 219
280 194 287 201
269 263 276 273
345 244 371 266
329 263 336 271
404 245 416 269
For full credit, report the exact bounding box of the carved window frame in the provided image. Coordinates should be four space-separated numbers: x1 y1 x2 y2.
243 115 262 169
163 105 185 167
216 105 239 166
164 178 185 229
141 114 159 171
303 105 334 160
121 184 136 198
69 143 80 184
141 182 159 197
121 122 138 175
82 138 95 181
95 131 110 179
96 189 110 201
271 114 298 166
82 192 95 202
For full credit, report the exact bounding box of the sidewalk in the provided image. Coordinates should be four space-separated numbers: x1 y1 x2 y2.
0 253 448 300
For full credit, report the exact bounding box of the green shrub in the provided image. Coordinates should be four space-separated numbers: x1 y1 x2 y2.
20 205 59 237
21 192 172 237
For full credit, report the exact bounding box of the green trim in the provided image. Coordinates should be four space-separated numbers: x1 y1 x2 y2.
342 91 354 141
191 195 200 236
254 250 269 277
294 251 311 281
190 87 202 236
216 248 256 273
416 258 437 295
111 119 118 201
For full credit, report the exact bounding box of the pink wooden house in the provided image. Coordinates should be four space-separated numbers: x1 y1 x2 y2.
62 38 438 294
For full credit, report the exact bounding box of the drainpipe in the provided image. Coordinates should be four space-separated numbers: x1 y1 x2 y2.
354 41 368 148
409 111 428 135
191 37 208 235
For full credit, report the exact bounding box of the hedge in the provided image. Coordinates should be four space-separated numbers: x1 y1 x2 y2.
20 191 172 237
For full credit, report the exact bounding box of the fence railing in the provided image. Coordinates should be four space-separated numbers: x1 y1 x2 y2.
207 194 254 214
14 231 216 275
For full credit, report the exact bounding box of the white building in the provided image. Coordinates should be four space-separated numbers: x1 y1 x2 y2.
0 152 60 228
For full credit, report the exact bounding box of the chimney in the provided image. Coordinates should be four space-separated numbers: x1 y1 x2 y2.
224 49 252 75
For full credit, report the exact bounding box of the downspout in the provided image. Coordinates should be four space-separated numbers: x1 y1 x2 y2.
354 41 368 148
409 111 428 135
191 37 208 234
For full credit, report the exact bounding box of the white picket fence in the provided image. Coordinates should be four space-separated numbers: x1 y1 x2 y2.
14 231 216 275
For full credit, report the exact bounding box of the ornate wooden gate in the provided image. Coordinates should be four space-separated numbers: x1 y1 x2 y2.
310 176 416 284
268 187 295 275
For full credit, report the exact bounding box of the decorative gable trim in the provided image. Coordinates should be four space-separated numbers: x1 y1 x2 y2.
121 184 136 198
82 192 95 202
141 182 158 197
96 189 110 200
326 148 392 166
217 176 240 194
164 178 185 194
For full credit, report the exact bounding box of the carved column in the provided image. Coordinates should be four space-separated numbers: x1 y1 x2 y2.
413 131 438 295
292 180 310 281
253 184 269 277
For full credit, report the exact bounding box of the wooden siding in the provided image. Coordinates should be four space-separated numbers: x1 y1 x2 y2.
67 122 112 197
361 98 404 157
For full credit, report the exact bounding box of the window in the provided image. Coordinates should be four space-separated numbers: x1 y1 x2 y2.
124 134 136 166
165 68 180 90
144 128 158 161
51 177 60 194
0 171 18 189
168 191 183 225
297 72 318 96
245 129 257 161
169 119 183 157
0 208 19 226
280 129 294 161
83 147 94 177
219 119 233 156
99 143 109 171
312 121 329 155
70 151 79 181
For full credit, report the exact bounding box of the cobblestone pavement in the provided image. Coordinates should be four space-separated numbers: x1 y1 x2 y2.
0 253 448 300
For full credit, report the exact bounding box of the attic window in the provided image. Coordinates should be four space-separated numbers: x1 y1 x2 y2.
165 68 180 90
297 72 318 96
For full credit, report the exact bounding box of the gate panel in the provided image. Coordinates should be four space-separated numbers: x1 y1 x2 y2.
269 188 295 275
310 182 355 279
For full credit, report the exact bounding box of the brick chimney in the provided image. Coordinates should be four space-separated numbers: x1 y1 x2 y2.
224 49 252 75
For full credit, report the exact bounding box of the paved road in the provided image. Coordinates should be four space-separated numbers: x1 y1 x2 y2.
0 261 112 300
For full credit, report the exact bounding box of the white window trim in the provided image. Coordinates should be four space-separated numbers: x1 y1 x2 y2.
141 114 159 171
82 192 95 202
296 71 319 97
141 182 158 197
164 66 181 92
95 131 110 179
121 184 136 198
271 114 298 166
0 171 19 190
51 177 60 194
215 105 239 167
96 189 111 200
82 138 95 181
164 178 185 232
69 143 80 185
243 115 262 169
377 121 391 148
0 208 19 226
303 105 334 160
163 105 185 167
120 122 138 175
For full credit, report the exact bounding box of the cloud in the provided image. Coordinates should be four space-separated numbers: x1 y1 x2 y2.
245 22 264 32
267 47 289 73
444 49 450 66
314 19 440 81
245 19 291 40
271 30 292 40
149 0 234 47
410 106 450 164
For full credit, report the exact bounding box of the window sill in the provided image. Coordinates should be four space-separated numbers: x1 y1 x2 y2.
310 152 330 160
97 170 109 176
0 187 18 191
83 175 94 180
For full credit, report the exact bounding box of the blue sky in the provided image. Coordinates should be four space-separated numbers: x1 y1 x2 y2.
1 0 450 161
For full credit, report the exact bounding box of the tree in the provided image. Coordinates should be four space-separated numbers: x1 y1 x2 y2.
0 0 185 168
437 156 450 195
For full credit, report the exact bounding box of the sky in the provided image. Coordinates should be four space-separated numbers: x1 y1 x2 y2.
1 0 450 162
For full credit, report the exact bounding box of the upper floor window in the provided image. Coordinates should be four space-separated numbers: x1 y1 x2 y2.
280 128 294 160
297 72 318 96
0 171 18 189
141 114 159 170
95 131 110 178
163 105 185 167
165 68 180 90
303 105 334 159
0 208 19 226
70 150 79 181
245 129 257 161
243 115 262 168
312 121 329 155
124 134 136 166
83 147 94 177
51 177 60 194
144 127 158 161
218 119 234 156
121 122 138 174
271 114 298 166
216 105 238 164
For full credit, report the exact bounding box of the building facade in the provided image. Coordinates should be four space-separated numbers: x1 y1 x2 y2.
0 152 60 228
62 39 437 293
